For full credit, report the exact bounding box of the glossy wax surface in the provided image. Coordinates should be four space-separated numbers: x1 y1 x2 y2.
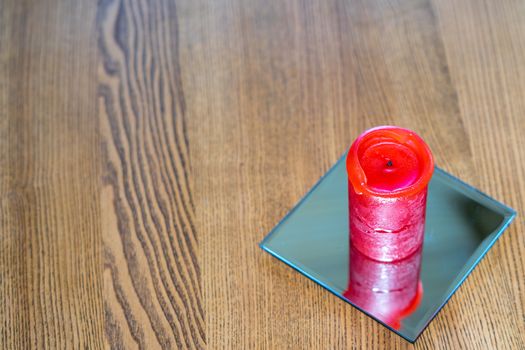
347 126 434 261
348 183 427 261
360 142 421 192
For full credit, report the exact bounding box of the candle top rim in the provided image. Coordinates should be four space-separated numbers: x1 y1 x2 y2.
346 126 434 197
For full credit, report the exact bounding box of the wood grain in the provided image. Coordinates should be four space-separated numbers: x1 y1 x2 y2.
0 0 104 348
98 0 204 348
1 0 524 348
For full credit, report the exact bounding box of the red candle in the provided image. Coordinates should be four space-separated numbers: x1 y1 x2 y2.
346 126 434 262
343 244 423 330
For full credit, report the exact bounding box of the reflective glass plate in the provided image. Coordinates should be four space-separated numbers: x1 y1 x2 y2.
259 152 516 342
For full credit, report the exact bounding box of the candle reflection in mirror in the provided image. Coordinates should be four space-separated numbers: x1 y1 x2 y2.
343 244 423 330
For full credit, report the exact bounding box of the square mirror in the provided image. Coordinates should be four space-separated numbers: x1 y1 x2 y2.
260 153 516 342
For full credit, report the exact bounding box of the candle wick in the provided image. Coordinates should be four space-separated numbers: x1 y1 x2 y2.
386 160 393 167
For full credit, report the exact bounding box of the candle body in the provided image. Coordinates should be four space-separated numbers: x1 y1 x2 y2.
343 244 423 330
346 126 433 262
349 182 427 261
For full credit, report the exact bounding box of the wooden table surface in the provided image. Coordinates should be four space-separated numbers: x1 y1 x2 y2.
1 0 524 348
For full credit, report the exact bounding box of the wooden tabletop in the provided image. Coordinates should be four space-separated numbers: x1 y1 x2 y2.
1 0 524 348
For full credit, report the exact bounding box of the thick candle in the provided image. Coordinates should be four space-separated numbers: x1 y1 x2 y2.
346 126 434 262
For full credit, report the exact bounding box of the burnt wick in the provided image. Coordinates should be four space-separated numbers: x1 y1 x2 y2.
386 160 393 167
